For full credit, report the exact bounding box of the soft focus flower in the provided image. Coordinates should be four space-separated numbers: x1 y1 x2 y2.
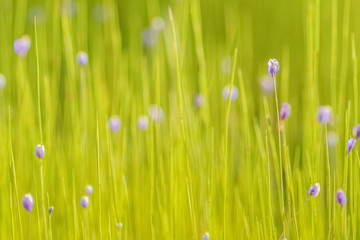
0 74 6 89
142 28 159 48
80 196 89 209
327 132 338 147
221 56 232 75
77 51 88 66
28 6 46 24
203 233 210 240
195 94 205 108
108 116 121 133
36 144 45 159
49 206 54 214
149 105 164 123
138 115 149 131
222 85 239 101
151 17 166 32
318 106 332 124
116 222 123 229
14 35 31 57
280 103 291 120
86 185 93 196
23 194 34 212
268 59 280 78
336 189 347 207
352 124 360 139
261 76 275 94
308 183 320 197
62 1 77 17
348 138 356 155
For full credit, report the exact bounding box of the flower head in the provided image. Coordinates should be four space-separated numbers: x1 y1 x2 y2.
195 94 205 108
23 194 34 212
14 35 31 57
86 185 93 196
203 233 210 240
280 103 291 120
80 196 89 209
348 138 356 155
142 28 159 48
0 74 6 89
151 17 166 32
318 106 332 124
36 144 45 159
268 59 280 78
222 85 239 102
149 105 164 123
49 206 54 214
108 116 121 133
352 124 360 139
336 189 347 207
261 76 275 94
308 183 320 197
77 51 88 66
138 115 149 131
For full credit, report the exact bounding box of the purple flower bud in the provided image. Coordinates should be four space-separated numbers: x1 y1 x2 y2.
149 105 164 123
23 194 34 212
203 233 210 240
352 124 360 139
80 196 89 209
14 35 31 57
138 115 149 131
268 59 280 78
195 94 205 108
308 183 320 197
85 185 93 196
318 106 332 124
77 51 88 66
222 85 239 101
36 144 45 159
348 138 356 155
280 103 291 120
336 189 347 207
0 74 6 89
142 28 159 48
261 76 275 94
108 116 121 133
49 206 54 214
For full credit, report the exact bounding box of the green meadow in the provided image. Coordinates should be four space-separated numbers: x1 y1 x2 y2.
1 0 360 239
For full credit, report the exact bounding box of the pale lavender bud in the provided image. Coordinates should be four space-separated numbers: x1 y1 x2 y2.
336 189 347 207
203 233 210 240
261 76 275 94
308 183 320 197
268 59 280 78
23 194 34 212
142 28 159 48
36 144 45 159
108 116 121 133
151 17 165 32
85 185 93 196
352 124 360 139
327 132 338 147
280 103 291 120
222 85 239 101
149 105 164 122
317 106 332 124
49 206 54 214
138 115 149 131
221 57 232 75
14 35 31 57
348 138 356 155
80 196 89 209
195 94 205 108
77 51 88 66
0 74 6 89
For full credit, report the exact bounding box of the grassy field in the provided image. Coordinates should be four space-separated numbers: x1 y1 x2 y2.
1 0 360 239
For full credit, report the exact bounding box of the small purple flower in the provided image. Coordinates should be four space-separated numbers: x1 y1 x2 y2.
0 74 6 89
23 194 34 212
348 138 356 155
108 116 121 133
222 85 239 101
138 115 149 131
14 35 31 57
308 183 320 197
77 51 88 66
80 196 89 209
36 144 45 159
261 76 275 94
203 233 210 240
195 94 205 108
149 105 164 123
142 28 159 48
268 59 280 78
336 189 347 207
318 106 332 124
49 206 54 214
280 103 291 120
352 124 360 139
85 185 93 196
